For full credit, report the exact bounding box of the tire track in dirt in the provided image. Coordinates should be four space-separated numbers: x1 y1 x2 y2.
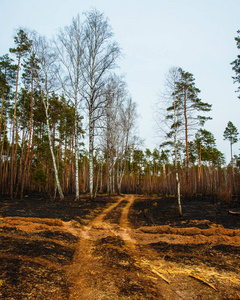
88 196 123 227
64 195 240 299
65 195 169 299
119 194 135 228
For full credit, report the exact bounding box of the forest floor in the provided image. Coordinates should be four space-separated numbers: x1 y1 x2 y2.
0 194 240 299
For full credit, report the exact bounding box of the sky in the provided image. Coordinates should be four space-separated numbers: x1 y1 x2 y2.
1 0 240 163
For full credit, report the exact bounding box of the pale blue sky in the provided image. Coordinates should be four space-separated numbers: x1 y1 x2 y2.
1 0 240 162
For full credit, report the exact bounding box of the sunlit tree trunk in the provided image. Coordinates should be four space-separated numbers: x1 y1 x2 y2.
0 120 7 192
43 93 64 199
89 102 94 198
10 54 21 198
173 93 182 216
21 77 34 198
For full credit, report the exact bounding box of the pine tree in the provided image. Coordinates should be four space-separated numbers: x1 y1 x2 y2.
20 53 40 198
173 68 212 183
9 29 32 198
223 121 239 196
231 30 240 98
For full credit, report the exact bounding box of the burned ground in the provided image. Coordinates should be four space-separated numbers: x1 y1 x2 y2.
0 194 240 299
129 195 240 229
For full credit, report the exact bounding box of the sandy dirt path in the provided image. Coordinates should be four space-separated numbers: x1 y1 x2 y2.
63 195 240 300
65 195 166 299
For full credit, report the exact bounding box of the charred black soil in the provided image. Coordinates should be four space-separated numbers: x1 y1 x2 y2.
0 194 239 299
129 195 240 229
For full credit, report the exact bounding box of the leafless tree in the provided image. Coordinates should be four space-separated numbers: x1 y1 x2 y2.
33 34 64 199
55 15 84 199
101 75 126 194
116 97 138 194
80 9 121 198
99 74 138 195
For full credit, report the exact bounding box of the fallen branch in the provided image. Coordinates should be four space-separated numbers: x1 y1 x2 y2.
229 211 240 215
151 268 170 284
189 274 217 291
140 259 171 284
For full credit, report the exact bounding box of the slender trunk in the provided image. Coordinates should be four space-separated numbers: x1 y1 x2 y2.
174 93 182 216
148 163 151 193
197 144 202 191
13 126 19 194
28 127 35 189
75 97 79 198
162 163 167 193
230 142 235 197
63 134 67 193
116 160 119 194
71 133 74 193
15 125 26 197
117 160 125 195
100 162 103 192
184 92 189 183
0 119 7 192
21 77 34 198
94 164 100 197
112 163 115 194
108 160 112 195
82 157 86 193
43 93 64 199
0 83 6 138
10 54 21 199
3 143 10 194
0 85 5 191
89 104 94 198
106 98 111 195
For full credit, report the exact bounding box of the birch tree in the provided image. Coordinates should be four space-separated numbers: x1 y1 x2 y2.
116 97 138 194
33 34 64 199
81 9 121 198
55 15 85 199
101 75 125 194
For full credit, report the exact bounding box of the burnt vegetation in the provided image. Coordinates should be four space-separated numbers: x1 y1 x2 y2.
0 8 240 300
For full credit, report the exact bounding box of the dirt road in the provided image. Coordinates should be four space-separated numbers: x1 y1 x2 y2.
63 195 240 299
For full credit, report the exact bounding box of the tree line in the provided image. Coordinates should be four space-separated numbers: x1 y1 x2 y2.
0 10 240 202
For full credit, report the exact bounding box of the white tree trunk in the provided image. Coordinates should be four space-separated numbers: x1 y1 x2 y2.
89 106 94 198
75 103 79 199
174 93 182 216
44 96 64 200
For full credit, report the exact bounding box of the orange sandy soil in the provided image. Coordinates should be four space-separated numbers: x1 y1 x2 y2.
0 194 240 299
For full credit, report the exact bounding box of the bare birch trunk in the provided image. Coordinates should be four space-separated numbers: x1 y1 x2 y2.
89 104 94 198
43 94 64 200
173 86 182 216
0 84 6 139
75 108 79 199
